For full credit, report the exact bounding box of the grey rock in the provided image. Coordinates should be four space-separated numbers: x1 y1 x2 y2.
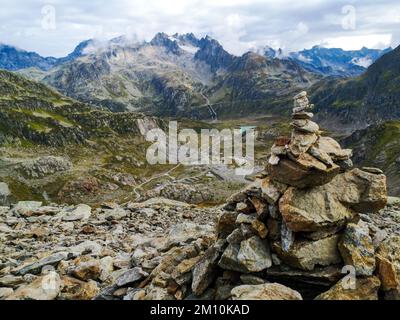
115 267 149 287
62 204 92 221
218 244 249 273
14 252 69 276
192 244 223 296
237 236 272 272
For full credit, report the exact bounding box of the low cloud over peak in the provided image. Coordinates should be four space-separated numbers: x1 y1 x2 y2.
0 0 399 57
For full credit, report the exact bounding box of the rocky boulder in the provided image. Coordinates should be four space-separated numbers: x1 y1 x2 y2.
338 222 376 276
376 236 400 293
315 276 380 300
279 169 387 233
231 283 303 300
273 235 342 271
267 154 340 189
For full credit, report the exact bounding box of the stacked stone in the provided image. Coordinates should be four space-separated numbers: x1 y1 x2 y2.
190 91 389 300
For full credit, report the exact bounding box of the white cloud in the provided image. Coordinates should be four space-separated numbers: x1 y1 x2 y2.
0 0 399 57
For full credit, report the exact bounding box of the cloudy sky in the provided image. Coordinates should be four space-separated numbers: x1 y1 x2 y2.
0 0 399 57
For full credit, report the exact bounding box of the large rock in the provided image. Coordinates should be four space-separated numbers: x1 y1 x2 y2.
115 267 149 287
279 187 355 233
237 236 272 272
6 272 63 300
376 236 400 291
334 169 387 213
166 222 214 248
231 283 302 300
13 252 69 276
60 276 99 300
260 178 287 204
218 244 249 273
62 204 92 221
338 222 375 276
273 235 342 271
316 137 353 162
279 169 387 233
267 153 340 189
315 276 380 300
12 201 42 217
288 131 318 157
192 242 224 296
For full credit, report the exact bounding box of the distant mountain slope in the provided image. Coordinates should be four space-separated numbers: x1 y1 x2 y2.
342 121 400 196
257 45 391 77
0 40 92 71
207 52 317 118
311 45 400 133
290 46 391 77
0 70 160 147
0 44 57 71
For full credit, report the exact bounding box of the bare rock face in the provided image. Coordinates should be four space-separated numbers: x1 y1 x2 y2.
315 276 381 300
231 283 303 300
273 235 342 271
17 156 72 179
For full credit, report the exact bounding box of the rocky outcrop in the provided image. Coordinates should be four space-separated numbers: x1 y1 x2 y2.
17 156 72 179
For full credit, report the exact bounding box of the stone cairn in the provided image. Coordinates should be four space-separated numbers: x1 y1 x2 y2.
189 91 389 300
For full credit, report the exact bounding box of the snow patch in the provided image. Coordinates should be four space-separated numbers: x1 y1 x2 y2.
178 43 199 54
351 57 373 68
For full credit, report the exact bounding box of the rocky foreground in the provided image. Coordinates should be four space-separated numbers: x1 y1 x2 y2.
1 92 400 301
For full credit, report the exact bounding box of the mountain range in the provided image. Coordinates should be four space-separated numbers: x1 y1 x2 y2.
0 33 392 119
259 45 391 77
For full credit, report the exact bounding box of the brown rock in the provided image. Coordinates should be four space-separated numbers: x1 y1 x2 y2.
376 236 400 291
192 241 225 296
279 169 387 233
267 154 340 189
261 178 287 204
60 276 99 300
279 186 356 233
6 272 62 300
71 258 101 281
315 276 380 300
288 131 318 157
316 137 353 161
216 211 238 237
